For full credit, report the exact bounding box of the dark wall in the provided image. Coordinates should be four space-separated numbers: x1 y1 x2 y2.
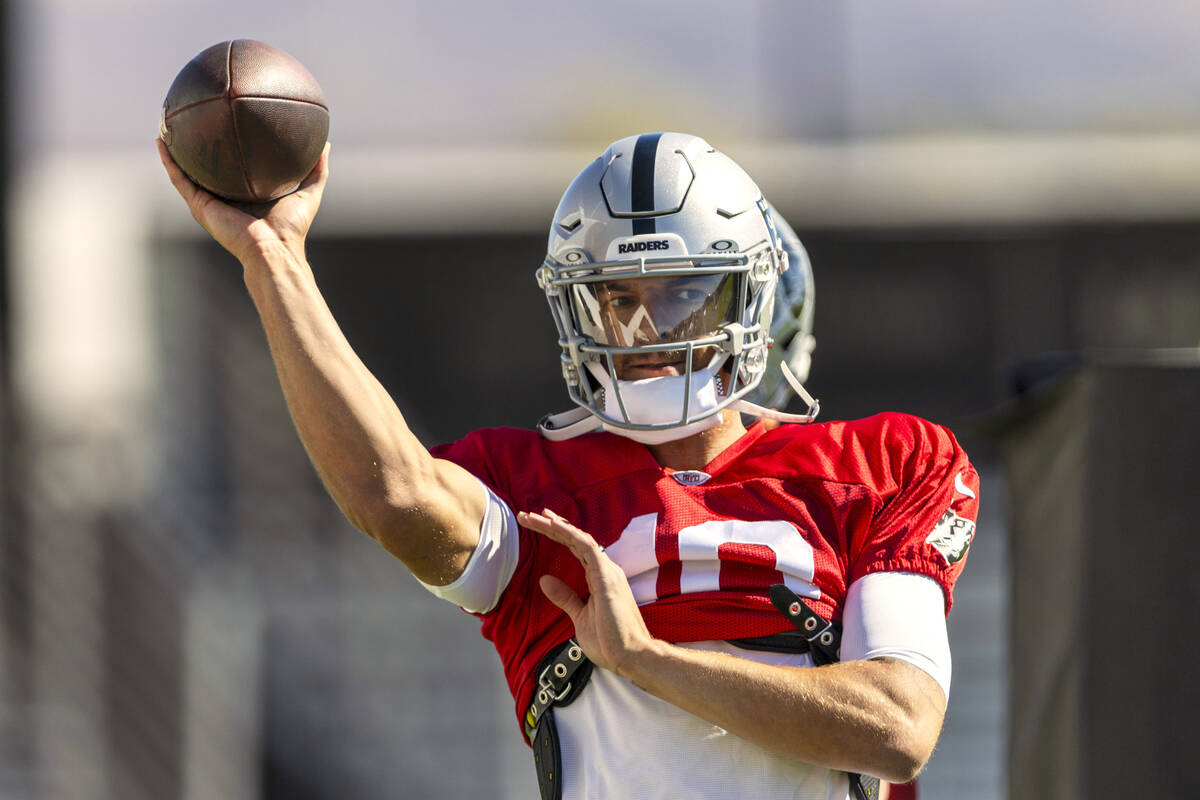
306 235 561 445
994 358 1200 800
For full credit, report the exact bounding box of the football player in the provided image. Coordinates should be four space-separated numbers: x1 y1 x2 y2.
158 131 977 800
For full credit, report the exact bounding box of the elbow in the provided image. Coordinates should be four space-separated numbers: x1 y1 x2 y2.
333 474 421 542
325 471 396 535
350 486 429 549
875 745 928 785
859 659 946 783
342 491 407 541
870 707 941 784
311 436 444 536
317 451 478 584
346 484 472 584
334 456 438 540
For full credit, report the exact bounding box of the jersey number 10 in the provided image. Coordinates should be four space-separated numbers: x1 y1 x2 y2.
604 513 819 605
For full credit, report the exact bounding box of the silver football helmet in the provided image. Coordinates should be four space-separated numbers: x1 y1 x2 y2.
537 132 818 444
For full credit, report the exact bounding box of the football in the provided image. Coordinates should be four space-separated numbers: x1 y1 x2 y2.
160 39 329 203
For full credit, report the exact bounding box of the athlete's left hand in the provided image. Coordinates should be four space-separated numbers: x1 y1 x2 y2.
519 509 657 678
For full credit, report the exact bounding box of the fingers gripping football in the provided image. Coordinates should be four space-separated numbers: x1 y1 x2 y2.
157 137 330 263
518 509 656 678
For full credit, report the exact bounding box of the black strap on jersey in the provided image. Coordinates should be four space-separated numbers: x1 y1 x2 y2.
766 583 844 666
524 590 881 800
768 583 882 800
730 625 832 656
525 638 593 800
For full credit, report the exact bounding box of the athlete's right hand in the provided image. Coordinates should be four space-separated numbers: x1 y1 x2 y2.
156 138 330 264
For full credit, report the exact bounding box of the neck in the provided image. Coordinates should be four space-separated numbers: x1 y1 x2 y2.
645 410 748 471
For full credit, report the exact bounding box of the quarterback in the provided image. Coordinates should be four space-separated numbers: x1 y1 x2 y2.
158 131 977 800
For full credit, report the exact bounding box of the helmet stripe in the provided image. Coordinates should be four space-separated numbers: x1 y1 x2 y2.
630 132 663 235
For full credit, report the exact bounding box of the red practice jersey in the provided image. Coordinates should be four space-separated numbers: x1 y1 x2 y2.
431 413 979 732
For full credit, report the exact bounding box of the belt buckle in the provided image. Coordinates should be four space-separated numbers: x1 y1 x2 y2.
537 662 573 704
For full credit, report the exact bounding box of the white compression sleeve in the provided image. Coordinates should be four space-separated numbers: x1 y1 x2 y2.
841 571 953 700
416 479 520 614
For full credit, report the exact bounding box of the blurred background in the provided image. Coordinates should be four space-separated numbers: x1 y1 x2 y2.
3 1 1200 798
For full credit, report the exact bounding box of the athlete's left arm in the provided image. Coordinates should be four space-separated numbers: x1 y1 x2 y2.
519 509 946 785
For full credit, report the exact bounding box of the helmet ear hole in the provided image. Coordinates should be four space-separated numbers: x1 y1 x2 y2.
739 345 767 385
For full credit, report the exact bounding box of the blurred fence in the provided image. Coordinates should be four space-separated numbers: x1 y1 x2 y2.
3 216 1200 799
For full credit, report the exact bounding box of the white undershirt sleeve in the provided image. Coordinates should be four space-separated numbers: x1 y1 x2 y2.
841 571 953 700
415 479 520 614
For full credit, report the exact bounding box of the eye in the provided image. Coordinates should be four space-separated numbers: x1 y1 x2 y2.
606 294 636 309
673 287 707 303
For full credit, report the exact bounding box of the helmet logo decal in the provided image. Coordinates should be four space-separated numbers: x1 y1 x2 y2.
630 132 664 235
617 240 670 254
613 302 657 347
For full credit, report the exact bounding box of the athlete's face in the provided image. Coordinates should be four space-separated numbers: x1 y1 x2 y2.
586 274 736 380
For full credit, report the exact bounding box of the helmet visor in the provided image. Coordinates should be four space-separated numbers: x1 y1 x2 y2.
571 273 739 347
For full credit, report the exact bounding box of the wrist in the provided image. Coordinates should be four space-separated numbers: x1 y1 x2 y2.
237 233 300 265
616 636 674 687
240 237 306 278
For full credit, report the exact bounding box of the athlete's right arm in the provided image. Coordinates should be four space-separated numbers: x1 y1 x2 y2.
156 139 485 586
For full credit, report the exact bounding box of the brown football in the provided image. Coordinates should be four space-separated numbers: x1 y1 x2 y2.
160 40 329 203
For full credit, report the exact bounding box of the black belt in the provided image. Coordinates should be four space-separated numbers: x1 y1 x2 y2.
525 638 592 800
525 585 880 800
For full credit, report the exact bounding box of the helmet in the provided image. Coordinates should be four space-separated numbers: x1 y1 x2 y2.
750 202 816 410
537 132 818 444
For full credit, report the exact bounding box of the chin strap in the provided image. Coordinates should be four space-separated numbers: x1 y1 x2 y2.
729 399 819 424
732 360 820 424
537 407 602 442
537 361 821 442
